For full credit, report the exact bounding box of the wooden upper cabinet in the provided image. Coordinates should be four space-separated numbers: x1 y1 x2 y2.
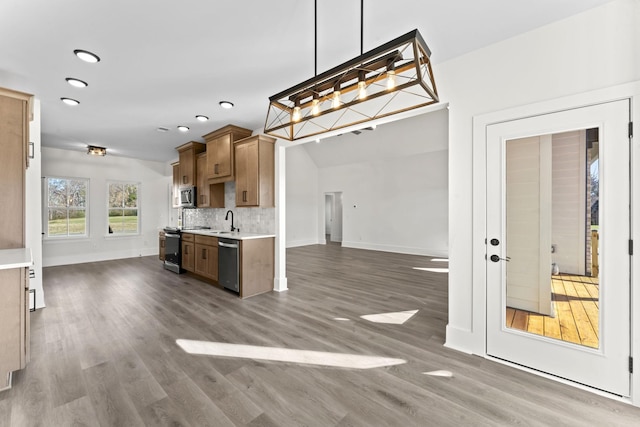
171 162 180 208
203 125 252 184
176 141 205 188
234 135 275 207
196 152 224 208
0 87 32 249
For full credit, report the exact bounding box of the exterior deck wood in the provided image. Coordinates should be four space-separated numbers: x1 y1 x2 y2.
507 274 600 348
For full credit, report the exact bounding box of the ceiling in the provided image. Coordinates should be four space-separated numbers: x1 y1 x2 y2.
0 0 615 163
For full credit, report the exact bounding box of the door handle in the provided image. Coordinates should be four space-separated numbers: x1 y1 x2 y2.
490 255 510 262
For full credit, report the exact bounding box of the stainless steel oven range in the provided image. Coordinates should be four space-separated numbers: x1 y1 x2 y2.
163 227 182 273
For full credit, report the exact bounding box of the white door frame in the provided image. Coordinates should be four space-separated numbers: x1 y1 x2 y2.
470 81 640 405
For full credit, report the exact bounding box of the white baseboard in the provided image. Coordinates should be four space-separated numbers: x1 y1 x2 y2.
286 239 320 248
341 241 448 258
43 247 158 267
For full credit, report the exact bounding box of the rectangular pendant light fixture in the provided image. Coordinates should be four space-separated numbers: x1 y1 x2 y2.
264 29 438 141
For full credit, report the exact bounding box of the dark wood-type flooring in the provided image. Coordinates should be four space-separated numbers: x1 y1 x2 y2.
2 244 639 426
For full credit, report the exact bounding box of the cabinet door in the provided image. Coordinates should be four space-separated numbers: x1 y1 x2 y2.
179 149 195 187
206 244 218 280
0 93 27 248
195 244 218 280
182 241 195 272
172 163 180 208
196 154 209 207
235 140 259 206
207 134 232 179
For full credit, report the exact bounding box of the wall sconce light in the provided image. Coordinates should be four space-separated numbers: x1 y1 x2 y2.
264 29 438 141
87 145 106 156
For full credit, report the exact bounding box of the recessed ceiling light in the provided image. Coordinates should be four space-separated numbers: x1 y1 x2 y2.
73 49 100 63
177 126 190 132
219 101 234 109
195 115 209 122
66 78 88 88
61 97 80 106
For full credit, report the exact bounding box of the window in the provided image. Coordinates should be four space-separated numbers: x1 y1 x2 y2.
45 177 88 237
108 182 139 234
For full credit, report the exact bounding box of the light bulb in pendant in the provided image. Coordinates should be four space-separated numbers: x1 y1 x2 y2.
332 90 341 109
386 69 396 90
311 97 320 116
292 105 301 122
358 81 367 100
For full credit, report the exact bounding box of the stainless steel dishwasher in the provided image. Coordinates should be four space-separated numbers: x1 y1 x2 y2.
218 238 239 292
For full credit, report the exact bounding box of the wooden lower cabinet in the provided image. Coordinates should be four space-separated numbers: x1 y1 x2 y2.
0 267 29 390
194 235 218 281
179 233 273 298
181 233 195 272
159 231 166 261
239 237 274 298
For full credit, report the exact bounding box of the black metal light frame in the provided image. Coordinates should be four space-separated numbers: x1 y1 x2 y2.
264 29 438 141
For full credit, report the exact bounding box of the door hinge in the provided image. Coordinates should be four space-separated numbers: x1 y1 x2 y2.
629 122 633 138
630 240 634 256
630 356 633 374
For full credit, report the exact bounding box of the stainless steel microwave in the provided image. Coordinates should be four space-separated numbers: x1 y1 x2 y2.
179 186 196 208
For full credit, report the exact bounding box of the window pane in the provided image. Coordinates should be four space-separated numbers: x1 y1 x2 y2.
122 209 138 233
48 178 67 207
48 208 68 235
68 210 86 235
109 184 124 208
124 184 138 208
108 209 124 233
68 180 87 207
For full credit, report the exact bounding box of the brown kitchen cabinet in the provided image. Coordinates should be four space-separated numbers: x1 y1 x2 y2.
176 141 205 188
0 86 33 390
159 231 166 261
171 162 180 208
239 237 274 298
203 125 252 184
196 152 224 208
194 235 218 281
181 233 195 272
234 134 275 207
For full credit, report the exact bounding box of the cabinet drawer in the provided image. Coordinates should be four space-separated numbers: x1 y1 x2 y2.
195 235 218 246
181 233 194 242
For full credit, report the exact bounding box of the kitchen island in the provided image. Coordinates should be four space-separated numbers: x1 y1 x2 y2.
180 231 274 299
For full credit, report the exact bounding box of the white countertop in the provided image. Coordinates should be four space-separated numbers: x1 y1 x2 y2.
0 248 33 270
181 230 275 241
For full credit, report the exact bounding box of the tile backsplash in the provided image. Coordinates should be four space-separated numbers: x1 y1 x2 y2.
182 181 275 234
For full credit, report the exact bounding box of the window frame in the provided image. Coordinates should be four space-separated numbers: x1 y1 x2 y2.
43 176 90 239
106 180 141 237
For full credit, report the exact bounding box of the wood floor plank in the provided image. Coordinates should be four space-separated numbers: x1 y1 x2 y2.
48 396 100 427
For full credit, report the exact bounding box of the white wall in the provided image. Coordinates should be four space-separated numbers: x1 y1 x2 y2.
26 99 44 308
444 0 640 353
42 147 171 266
297 108 449 257
285 144 319 247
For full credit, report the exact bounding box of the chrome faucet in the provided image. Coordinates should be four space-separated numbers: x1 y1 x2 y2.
225 210 236 231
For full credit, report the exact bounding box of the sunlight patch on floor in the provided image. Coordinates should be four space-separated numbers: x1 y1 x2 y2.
423 370 453 377
413 267 449 273
360 309 418 325
176 340 406 369
431 258 449 262
333 317 351 321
